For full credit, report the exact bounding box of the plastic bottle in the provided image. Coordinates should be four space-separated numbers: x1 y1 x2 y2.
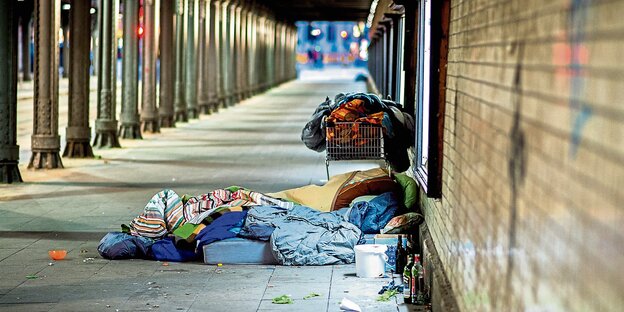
402 254 414 303
411 254 425 305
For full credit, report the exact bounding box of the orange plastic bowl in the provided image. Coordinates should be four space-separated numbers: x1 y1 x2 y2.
48 250 67 260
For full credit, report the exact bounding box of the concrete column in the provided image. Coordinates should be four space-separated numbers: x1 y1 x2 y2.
267 19 274 89
94 0 121 148
0 0 23 183
61 13 69 79
174 0 187 122
207 0 219 112
29 0 63 168
235 4 244 102
196 0 210 114
141 0 160 132
241 6 248 99
184 0 198 118
159 0 175 127
221 1 231 106
290 26 297 80
21 17 32 82
119 0 142 138
245 10 253 98
64 0 95 158
258 16 266 92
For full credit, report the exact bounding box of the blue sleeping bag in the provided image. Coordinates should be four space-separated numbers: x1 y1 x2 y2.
346 192 399 234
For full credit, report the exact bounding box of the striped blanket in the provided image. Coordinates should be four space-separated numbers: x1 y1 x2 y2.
129 187 294 238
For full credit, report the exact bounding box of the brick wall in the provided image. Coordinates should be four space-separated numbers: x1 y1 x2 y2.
421 0 624 311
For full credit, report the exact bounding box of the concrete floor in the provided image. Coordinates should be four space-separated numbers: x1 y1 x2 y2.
0 68 416 311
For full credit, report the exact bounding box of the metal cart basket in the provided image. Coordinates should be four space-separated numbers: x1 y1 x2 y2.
325 120 387 179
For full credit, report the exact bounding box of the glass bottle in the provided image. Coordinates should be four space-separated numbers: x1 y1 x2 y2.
402 254 414 303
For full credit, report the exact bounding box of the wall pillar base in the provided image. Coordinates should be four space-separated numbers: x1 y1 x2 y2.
175 112 188 123
0 161 22 183
93 131 121 148
28 151 64 169
119 123 142 139
63 140 94 158
187 108 199 119
160 115 175 128
141 119 160 134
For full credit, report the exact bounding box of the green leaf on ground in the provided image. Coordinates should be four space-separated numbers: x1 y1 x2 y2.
25 275 38 279
303 292 321 299
377 289 399 302
272 294 294 304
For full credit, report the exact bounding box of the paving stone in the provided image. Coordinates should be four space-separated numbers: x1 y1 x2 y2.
262 282 330 300
189 299 261 312
0 68 378 312
258 299 330 312
0 302 57 312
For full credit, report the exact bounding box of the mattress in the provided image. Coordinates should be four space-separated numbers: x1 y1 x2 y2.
202 234 400 265
202 237 278 265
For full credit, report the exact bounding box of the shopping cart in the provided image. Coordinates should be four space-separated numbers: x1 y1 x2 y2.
325 119 387 179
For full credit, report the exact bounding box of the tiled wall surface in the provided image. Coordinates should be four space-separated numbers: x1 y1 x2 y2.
420 0 624 311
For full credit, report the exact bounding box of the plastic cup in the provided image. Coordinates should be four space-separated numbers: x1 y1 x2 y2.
48 250 67 260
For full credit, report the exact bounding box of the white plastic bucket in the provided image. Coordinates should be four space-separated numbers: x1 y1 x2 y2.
354 244 388 278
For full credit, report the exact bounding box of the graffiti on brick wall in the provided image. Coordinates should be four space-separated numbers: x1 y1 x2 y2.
568 0 593 157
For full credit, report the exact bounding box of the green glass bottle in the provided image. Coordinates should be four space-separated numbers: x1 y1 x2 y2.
402 254 414 303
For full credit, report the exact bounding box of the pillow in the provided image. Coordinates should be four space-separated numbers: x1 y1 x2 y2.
332 168 400 211
394 173 419 211
380 212 423 234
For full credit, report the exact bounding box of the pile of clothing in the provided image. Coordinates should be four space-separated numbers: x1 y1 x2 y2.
301 93 415 172
98 168 422 266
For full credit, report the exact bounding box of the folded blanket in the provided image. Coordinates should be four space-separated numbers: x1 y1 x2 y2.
240 205 361 266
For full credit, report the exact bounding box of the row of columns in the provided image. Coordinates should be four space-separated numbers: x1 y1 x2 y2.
368 14 403 102
0 0 298 183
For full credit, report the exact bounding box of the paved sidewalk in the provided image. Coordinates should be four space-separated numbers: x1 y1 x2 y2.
0 68 417 311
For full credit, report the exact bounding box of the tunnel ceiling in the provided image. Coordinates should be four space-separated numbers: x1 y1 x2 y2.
265 0 372 22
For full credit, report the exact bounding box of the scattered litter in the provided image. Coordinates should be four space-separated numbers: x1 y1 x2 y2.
339 298 361 312
267 284 274 288
25 275 38 280
94 155 102 159
147 281 156 285
303 292 321 300
378 280 394 294
378 280 403 295
81 249 89 253
217 263 223 267
214 269 223 274
153 305 159 308
272 294 294 304
377 289 399 302
83 257 95 263
162 262 169 266
48 262 54 266
48 249 67 260
106 304 111 308
171 178 176 182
